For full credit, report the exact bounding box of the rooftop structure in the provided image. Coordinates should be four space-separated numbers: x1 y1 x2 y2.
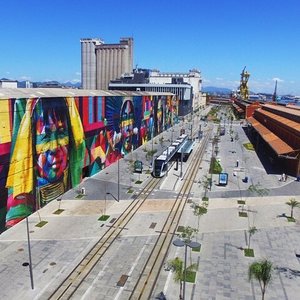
247 103 300 176
0 78 18 88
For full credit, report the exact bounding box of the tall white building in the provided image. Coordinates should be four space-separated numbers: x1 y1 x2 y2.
149 69 204 110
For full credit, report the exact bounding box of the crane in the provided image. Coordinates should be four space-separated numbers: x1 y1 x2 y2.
239 66 250 100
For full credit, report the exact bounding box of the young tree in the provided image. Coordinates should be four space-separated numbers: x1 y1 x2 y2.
248 259 273 300
286 198 300 219
167 257 198 300
193 204 207 233
167 257 183 299
178 226 199 265
248 226 257 250
201 174 211 198
178 226 198 243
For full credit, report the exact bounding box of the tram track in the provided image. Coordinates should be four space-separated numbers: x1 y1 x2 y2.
48 177 162 299
48 126 213 300
129 127 213 299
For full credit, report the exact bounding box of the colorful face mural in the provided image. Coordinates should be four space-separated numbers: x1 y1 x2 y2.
35 102 69 183
140 96 154 144
120 99 138 156
154 96 164 134
0 93 177 231
5 97 85 227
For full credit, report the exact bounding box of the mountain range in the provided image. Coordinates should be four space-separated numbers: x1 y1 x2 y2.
16 81 233 94
17 80 81 88
202 86 232 94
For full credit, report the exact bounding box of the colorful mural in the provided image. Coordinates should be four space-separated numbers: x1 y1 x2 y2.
0 93 177 231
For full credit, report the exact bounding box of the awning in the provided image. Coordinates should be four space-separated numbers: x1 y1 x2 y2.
232 103 244 113
247 117 295 155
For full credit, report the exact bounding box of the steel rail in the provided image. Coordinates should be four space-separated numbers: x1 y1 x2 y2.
48 177 161 299
129 127 213 299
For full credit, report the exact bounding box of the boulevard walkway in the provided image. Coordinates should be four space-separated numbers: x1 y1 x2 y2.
0 111 300 299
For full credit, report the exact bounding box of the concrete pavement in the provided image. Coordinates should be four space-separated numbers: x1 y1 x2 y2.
1 110 300 299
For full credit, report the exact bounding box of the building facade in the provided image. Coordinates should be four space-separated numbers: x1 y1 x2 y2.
81 37 133 90
0 88 177 231
247 103 300 177
0 79 18 88
149 69 204 111
109 69 204 116
109 82 190 116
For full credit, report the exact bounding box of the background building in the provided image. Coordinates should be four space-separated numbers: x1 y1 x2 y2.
149 69 203 111
109 69 204 116
247 103 300 176
0 78 17 88
81 37 133 90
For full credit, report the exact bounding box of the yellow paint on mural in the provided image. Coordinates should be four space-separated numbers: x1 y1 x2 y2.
0 99 11 143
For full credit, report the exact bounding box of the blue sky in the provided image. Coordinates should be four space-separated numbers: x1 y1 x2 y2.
1 0 300 95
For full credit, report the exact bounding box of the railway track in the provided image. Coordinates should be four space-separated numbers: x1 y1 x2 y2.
129 127 212 299
48 177 161 299
48 126 213 300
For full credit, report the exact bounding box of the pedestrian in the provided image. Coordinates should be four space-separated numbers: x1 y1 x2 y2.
236 159 239 167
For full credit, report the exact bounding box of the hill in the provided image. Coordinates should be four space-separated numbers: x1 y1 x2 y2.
202 86 232 95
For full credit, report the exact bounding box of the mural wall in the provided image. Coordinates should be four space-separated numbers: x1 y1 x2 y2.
0 94 177 231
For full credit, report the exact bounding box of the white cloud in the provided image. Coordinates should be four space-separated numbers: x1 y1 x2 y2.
75 72 81 76
202 78 211 83
272 77 284 82
19 76 32 81
70 79 81 83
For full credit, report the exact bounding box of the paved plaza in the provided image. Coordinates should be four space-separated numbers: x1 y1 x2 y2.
0 112 300 299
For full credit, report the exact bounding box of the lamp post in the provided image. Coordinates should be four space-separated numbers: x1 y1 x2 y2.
25 217 34 289
180 150 183 179
173 238 200 300
117 155 120 202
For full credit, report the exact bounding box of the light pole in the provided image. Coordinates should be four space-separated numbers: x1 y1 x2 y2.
180 150 183 179
25 217 34 289
151 124 154 153
117 156 120 201
173 238 200 300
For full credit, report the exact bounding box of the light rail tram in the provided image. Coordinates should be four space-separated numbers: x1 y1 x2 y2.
152 134 188 177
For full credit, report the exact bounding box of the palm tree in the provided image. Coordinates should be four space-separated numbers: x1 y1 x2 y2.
248 226 257 249
167 257 198 300
248 259 273 300
167 257 183 299
286 198 300 219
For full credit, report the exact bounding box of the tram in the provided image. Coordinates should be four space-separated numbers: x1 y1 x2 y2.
152 134 188 177
177 139 195 162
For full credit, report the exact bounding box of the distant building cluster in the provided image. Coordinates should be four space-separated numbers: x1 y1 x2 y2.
80 37 204 116
109 68 204 116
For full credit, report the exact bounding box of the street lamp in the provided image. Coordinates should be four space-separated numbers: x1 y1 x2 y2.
117 156 120 201
112 148 121 202
172 238 201 300
24 217 34 289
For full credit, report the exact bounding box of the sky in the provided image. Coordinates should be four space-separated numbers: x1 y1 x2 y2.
1 0 300 95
